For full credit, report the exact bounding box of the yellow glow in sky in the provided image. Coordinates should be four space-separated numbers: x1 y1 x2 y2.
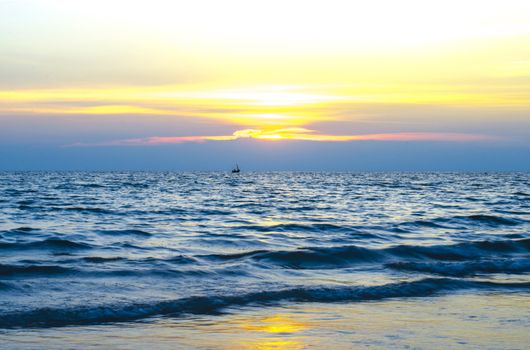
1 0 530 143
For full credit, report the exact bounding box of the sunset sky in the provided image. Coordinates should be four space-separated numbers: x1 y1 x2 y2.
1 0 529 170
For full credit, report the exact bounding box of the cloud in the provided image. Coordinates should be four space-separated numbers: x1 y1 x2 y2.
69 128 496 147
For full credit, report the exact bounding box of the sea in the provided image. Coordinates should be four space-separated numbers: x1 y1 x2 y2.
0 172 529 349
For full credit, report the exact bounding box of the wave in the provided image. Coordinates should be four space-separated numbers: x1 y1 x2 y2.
0 227 39 236
460 214 522 226
0 267 210 280
3 188 37 197
401 220 449 229
16 205 117 215
1 278 528 328
229 214 523 236
82 256 125 263
201 238 530 269
63 207 115 214
398 214 524 229
119 182 149 188
204 246 380 269
198 209 232 216
385 239 530 260
0 263 208 279
0 264 75 277
164 255 198 264
82 268 210 278
96 229 152 237
0 238 92 251
10 226 36 232
79 183 105 188
386 258 530 277
80 254 197 265
0 281 17 290
233 222 353 233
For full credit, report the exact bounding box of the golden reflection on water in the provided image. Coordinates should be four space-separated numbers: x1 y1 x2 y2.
240 315 307 334
231 314 308 350
238 339 304 350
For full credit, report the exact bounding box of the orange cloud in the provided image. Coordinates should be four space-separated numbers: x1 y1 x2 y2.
69 128 496 147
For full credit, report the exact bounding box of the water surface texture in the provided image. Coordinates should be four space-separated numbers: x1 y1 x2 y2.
0 172 529 348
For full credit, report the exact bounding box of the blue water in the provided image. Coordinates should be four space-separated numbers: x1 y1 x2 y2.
0 172 529 329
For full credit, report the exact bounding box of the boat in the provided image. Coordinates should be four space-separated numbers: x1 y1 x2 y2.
231 164 240 173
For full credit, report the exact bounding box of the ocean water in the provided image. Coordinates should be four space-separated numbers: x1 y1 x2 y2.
0 172 529 349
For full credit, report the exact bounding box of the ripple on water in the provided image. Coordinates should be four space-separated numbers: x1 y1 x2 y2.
0 171 528 329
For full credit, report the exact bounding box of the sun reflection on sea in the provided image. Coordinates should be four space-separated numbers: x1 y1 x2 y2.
238 339 304 350
234 314 308 350
240 315 307 334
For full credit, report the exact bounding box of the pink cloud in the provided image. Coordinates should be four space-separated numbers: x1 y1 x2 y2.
68 129 497 147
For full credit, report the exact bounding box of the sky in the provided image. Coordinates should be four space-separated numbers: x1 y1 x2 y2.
1 0 529 170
